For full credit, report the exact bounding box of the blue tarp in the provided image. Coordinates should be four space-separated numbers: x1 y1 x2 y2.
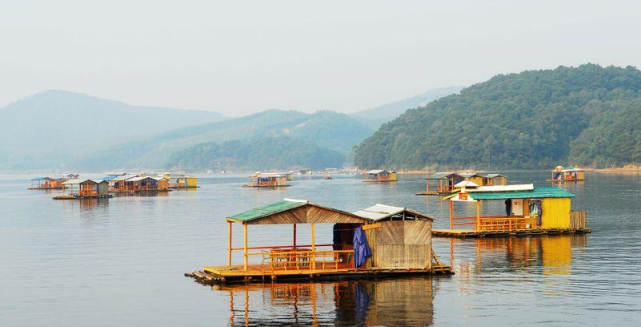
352 226 372 268
102 176 118 181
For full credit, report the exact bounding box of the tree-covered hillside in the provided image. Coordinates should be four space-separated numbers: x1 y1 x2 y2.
354 64 641 169
168 137 345 171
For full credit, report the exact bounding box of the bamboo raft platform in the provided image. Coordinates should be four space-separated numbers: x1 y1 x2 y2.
433 228 592 238
53 194 113 200
186 263 454 284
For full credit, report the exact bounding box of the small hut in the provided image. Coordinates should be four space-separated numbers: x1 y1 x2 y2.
163 173 198 189
245 172 289 187
418 172 464 195
190 199 451 284
549 166 585 182
29 177 67 190
124 176 167 193
54 179 110 199
364 170 397 183
353 204 434 270
435 184 590 237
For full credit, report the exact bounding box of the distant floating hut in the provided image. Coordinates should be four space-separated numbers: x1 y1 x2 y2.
163 173 198 189
548 166 585 182
29 177 67 190
363 170 397 183
434 183 590 237
244 172 290 188
187 199 451 284
418 172 507 196
53 179 111 200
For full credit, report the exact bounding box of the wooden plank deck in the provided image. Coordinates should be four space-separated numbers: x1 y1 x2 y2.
190 262 454 284
433 228 592 238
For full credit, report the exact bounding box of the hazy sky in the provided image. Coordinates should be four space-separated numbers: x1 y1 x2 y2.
1 0 640 116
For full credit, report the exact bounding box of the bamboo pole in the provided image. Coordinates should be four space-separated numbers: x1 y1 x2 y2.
293 224 297 249
311 223 316 270
449 200 454 230
243 223 248 272
476 201 481 231
228 221 233 266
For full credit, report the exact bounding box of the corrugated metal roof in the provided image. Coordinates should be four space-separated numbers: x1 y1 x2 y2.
367 170 386 174
113 174 138 181
353 204 405 220
468 187 575 200
455 180 479 188
480 173 504 178
228 199 309 222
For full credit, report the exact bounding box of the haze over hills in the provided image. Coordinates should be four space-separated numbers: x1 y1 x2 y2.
350 86 463 128
71 110 374 171
0 90 225 169
355 64 641 170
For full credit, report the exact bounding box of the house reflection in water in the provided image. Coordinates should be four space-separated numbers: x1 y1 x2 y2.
217 277 435 326
449 234 587 276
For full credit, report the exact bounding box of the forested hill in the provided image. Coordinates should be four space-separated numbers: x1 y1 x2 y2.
354 64 641 170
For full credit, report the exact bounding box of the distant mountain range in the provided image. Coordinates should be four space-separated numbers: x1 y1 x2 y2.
349 86 463 128
71 110 373 170
0 87 460 171
0 90 225 169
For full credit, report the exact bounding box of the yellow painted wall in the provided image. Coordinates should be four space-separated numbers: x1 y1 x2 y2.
469 176 483 185
541 198 571 229
389 172 397 181
186 177 198 187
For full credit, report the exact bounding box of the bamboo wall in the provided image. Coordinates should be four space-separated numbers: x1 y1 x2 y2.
541 198 571 229
365 220 432 269
569 210 587 229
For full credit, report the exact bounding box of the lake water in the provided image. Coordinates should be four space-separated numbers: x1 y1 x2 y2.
1 172 640 326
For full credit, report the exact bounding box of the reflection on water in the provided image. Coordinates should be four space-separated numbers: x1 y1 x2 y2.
450 235 587 276
219 278 435 327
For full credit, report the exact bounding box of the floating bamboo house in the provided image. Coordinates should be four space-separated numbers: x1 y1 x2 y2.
548 166 585 182
163 173 198 189
363 170 397 182
417 172 507 195
53 179 111 200
115 176 170 194
244 172 290 188
188 199 451 284
29 177 67 190
434 183 590 237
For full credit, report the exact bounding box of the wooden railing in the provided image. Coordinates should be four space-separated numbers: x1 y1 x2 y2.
239 244 353 271
478 216 538 231
452 216 538 231
570 211 587 229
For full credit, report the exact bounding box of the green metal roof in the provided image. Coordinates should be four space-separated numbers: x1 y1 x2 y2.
228 200 308 222
459 173 478 178
427 172 459 179
468 187 575 200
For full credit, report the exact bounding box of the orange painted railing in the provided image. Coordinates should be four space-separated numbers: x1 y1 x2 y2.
452 216 539 231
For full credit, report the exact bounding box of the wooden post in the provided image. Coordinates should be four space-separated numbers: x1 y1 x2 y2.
293 224 297 249
476 200 481 231
243 223 248 272
228 221 233 266
311 223 316 270
449 200 454 230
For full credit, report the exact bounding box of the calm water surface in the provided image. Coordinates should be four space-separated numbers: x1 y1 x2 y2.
1 172 640 326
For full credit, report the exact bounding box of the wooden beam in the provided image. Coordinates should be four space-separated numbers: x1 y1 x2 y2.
311 223 316 270
449 200 454 229
476 201 481 231
293 223 297 249
243 223 248 272
228 221 233 266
